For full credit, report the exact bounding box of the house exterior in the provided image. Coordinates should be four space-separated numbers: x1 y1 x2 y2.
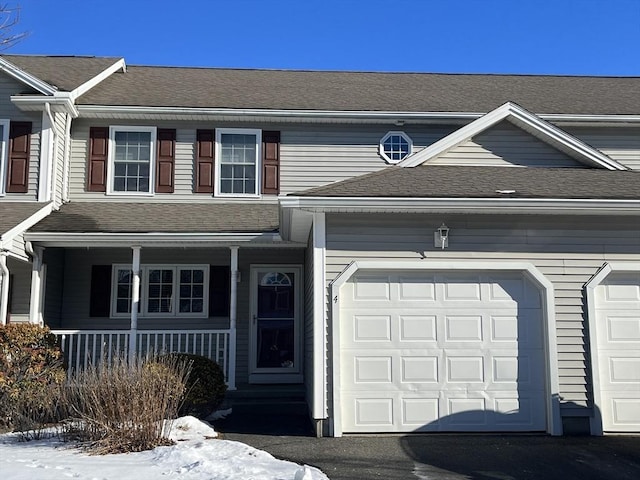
0 55 639 437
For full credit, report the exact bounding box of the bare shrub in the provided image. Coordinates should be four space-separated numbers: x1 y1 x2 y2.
61 355 190 454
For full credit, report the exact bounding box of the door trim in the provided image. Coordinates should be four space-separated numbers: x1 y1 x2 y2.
249 264 303 384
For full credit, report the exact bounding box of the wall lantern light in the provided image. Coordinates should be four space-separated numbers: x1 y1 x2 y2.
434 223 449 249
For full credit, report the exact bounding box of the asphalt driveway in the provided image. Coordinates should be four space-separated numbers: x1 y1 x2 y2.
215 415 640 480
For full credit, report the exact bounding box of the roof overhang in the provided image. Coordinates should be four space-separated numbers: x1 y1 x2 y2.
399 102 627 170
23 231 305 248
74 104 640 126
11 92 79 116
0 56 58 95
280 196 640 241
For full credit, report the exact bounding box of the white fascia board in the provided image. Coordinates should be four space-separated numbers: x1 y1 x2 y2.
0 203 54 247
11 93 79 117
280 196 640 215
0 57 57 95
70 58 125 100
23 232 304 248
399 102 626 170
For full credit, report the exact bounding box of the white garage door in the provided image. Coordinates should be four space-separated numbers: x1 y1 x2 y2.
339 270 547 433
594 273 640 432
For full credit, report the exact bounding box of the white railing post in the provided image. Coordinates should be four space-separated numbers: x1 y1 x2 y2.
129 246 141 359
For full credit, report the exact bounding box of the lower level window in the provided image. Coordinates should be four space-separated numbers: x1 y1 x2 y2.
111 264 209 318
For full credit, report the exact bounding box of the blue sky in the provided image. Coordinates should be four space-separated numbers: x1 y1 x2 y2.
7 0 640 75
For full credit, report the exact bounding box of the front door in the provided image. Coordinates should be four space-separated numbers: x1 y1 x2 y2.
249 266 302 383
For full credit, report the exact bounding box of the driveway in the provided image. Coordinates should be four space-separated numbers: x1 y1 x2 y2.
215 415 640 480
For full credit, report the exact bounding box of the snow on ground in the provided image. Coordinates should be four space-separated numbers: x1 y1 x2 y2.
0 416 329 480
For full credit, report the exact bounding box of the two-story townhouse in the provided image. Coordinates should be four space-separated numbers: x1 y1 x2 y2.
1 55 640 437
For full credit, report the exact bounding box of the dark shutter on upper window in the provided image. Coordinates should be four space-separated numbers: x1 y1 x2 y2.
262 131 280 194
88 127 108 192
6 121 31 193
209 265 230 317
156 128 176 193
89 265 112 317
195 129 214 193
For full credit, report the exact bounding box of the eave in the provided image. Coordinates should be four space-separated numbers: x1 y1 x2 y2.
0 56 58 95
11 93 79 116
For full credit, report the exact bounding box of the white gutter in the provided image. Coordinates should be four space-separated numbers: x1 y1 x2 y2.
0 251 9 325
75 104 640 125
70 58 126 100
279 196 640 215
11 93 79 117
23 231 303 247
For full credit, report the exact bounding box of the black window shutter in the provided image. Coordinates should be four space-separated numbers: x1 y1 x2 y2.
209 266 230 317
90 265 112 317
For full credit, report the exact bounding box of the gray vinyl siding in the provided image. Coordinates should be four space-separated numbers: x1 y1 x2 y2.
10 233 27 260
431 121 582 167
52 246 304 386
568 126 640 171
6 256 31 323
0 74 42 200
67 120 458 199
324 213 640 416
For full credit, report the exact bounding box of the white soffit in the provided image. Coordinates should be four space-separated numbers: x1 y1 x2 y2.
399 102 627 171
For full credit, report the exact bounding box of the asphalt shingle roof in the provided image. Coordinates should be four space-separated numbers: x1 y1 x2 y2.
74 66 640 115
294 166 640 199
1 55 121 92
30 202 279 233
0 202 48 236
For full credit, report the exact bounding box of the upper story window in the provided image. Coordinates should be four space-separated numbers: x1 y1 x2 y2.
379 131 412 164
215 128 261 197
0 119 10 196
108 126 157 195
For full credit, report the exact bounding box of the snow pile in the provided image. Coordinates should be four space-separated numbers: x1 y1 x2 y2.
0 416 329 480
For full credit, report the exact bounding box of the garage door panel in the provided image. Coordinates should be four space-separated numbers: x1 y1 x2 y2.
340 270 547 433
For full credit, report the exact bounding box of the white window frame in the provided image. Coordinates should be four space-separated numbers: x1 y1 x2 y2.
379 131 413 164
107 125 157 196
0 119 11 196
214 128 262 198
110 264 209 319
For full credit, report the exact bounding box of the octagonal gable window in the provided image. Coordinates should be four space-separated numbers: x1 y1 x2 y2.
379 131 412 164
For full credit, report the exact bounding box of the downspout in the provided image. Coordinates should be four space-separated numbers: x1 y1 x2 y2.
0 251 9 326
61 113 72 203
228 246 238 390
128 246 141 359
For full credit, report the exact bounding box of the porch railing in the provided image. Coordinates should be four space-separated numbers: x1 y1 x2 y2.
51 329 232 385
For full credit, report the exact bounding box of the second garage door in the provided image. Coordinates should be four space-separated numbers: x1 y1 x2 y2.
339 270 547 433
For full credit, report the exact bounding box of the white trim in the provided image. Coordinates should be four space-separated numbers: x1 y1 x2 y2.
214 128 262 198
107 125 157 196
312 212 327 419
0 57 57 95
329 260 562 437
1 203 54 248
584 262 640 435
379 131 413 164
38 106 55 202
279 196 640 216
74 104 640 126
11 94 79 117
249 265 303 384
399 102 626 171
23 231 292 247
70 59 126 100
111 263 210 319
0 118 10 197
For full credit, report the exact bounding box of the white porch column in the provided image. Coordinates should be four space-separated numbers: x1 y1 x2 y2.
28 246 45 325
128 246 141 359
312 212 327 423
228 246 239 390
0 252 9 326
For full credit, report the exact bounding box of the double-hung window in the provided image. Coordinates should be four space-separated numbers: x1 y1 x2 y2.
111 264 209 318
215 128 261 197
0 119 11 196
108 126 156 195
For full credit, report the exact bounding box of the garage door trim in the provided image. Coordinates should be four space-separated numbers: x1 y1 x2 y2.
585 262 640 435
330 260 562 436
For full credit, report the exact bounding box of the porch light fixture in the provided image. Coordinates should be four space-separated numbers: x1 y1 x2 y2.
434 223 449 249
